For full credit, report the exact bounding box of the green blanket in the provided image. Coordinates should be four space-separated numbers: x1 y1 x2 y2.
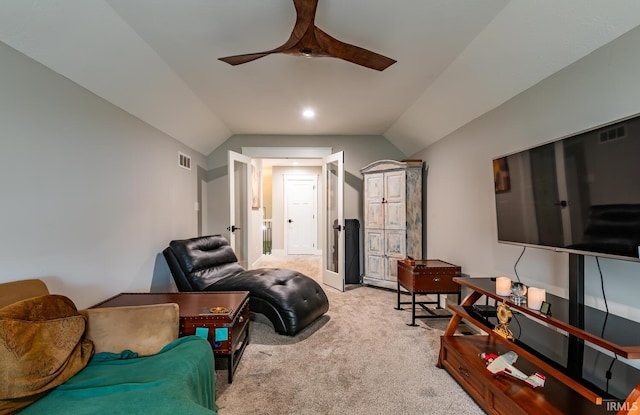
20 336 217 414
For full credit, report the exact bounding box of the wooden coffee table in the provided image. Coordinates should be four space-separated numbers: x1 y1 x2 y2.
92 291 250 383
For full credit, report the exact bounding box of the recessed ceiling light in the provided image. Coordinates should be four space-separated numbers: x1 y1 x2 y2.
302 108 315 119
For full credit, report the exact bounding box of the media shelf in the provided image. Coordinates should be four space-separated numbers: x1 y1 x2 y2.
438 277 640 414
457 278 640 358
456 304 631 400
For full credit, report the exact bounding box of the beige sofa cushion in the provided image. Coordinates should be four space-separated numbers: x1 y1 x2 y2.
80 303 179 356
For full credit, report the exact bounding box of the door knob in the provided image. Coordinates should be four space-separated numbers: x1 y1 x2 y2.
288 219 293 223
226 225 241 232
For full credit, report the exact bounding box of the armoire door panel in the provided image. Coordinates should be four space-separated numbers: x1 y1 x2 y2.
384 170 405 203
365 173 384 199
365 230 384 255
365 173 384 229
366 203 384 229
385 201 405 229
385 230 406 257
366 255 385 279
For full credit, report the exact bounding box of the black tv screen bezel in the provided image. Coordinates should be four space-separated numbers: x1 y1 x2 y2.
497 239 640 263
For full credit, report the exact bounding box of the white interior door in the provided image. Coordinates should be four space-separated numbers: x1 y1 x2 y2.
322 151 345 292
285 176 317 255
228 150 251 269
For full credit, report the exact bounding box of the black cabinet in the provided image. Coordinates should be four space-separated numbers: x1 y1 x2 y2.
345 219 360 284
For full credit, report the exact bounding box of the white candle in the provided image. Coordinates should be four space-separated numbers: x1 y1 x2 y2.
496 276 512 296
528 287 546 310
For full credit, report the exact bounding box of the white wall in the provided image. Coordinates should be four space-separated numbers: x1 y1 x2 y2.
0 42 206 308
411 26 640 321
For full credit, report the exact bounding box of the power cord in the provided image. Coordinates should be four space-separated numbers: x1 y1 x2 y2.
509 247 525 339
513 246 526 283
597 257 617 394
512 312 523 340
597 257 608 315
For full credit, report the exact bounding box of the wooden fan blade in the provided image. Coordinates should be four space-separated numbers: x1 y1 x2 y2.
219 52 274 66
314 27 396 71
219 0 316 66
292 0 318 39
219 28 304 66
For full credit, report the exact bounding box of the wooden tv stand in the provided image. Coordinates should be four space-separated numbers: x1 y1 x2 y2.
438 277 640 415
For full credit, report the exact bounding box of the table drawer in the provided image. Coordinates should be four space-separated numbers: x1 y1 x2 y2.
412 273 459 292
440 341 485 403
487 385 528 415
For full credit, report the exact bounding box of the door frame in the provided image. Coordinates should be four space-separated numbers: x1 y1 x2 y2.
243 147 331 258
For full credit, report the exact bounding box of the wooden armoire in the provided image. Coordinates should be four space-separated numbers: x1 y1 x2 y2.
360 160 423 289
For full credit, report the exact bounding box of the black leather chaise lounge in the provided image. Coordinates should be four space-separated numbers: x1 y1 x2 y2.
163 234 329 336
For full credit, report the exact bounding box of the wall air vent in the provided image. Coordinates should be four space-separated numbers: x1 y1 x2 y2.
178 152 191 170
599 124 626 143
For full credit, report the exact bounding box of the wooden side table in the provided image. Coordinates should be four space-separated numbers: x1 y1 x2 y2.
396 259 461 326
92 291 250 383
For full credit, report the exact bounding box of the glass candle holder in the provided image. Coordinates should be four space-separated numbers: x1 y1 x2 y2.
510 282 528 305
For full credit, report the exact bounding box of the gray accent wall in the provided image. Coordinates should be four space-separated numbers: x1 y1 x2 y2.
0 42 206 308
410 25 640 327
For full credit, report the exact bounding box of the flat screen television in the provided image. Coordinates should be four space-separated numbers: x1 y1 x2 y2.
493 113 640 262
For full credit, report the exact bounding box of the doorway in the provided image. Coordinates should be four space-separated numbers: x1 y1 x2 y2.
285 175 318 255
238 147 345 291
262 161 322 256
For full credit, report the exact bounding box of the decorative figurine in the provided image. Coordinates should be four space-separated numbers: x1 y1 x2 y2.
493 301 514 341
480 351 546 388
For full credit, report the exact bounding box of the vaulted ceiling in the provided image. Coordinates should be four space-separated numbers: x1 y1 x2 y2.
2 1 640 156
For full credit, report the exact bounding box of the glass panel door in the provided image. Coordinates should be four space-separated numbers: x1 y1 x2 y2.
322 151 344 292
228 150 251 269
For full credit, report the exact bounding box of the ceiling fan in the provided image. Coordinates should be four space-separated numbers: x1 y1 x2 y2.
218 0 396 71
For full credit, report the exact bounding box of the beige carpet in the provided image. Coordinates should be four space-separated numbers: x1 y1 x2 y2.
214 254 484 415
